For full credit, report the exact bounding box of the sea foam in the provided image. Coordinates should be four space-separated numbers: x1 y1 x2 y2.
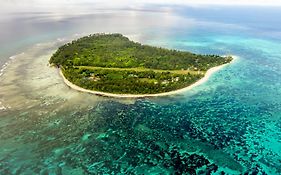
0 52 25 78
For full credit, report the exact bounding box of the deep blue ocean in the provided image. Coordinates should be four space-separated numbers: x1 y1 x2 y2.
1 5 281 174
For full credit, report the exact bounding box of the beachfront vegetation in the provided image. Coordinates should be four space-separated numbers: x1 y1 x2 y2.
50 33 232 94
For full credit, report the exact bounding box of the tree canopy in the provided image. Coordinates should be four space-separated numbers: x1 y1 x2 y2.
50 33 232 94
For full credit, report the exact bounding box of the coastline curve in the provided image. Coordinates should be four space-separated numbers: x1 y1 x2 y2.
58 56 238 98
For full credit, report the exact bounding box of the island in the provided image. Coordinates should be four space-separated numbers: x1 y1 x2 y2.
49 33 233 97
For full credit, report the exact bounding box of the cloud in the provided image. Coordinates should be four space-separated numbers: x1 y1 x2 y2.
116 0 281 6
1 0 281 14
3 0 281 6
147 0 281 6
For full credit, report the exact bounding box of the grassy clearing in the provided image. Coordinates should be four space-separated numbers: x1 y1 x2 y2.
75 66 205 75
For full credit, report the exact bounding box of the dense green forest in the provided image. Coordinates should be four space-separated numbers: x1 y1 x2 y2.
50 33 232 94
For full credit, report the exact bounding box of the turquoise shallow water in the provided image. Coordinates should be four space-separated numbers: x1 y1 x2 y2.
1 6 281 174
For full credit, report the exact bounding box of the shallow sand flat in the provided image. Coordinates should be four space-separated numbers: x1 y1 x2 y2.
0 40 107 112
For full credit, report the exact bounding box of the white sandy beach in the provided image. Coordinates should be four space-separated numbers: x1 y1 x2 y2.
59 56 238 98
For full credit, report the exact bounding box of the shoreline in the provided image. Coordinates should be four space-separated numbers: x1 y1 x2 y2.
59 56 237 98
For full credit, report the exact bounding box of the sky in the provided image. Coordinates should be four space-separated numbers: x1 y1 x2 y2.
3 0 281 6
2 0 281 14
